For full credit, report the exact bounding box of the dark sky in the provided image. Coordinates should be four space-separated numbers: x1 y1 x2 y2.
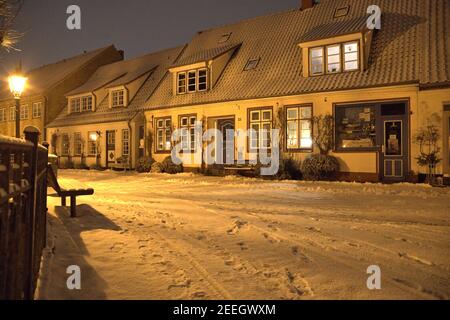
1 0 300 74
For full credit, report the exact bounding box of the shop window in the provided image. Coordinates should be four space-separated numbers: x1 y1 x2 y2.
335 105 377 150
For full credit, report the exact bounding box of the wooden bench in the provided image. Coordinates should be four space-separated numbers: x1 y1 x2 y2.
47 164 94 217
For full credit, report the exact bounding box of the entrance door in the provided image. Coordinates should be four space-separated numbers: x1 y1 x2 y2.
217 118 235 165
379 102 409 182
106 130 116 167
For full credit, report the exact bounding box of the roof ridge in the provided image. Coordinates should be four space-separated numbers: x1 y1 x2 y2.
27 45 116 74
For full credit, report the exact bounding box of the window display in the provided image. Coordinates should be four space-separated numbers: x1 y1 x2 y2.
335 105 377 150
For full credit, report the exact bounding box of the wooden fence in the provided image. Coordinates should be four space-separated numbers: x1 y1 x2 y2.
0 127 48 300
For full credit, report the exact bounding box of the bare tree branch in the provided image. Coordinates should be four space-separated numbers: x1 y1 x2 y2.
0 0 23 52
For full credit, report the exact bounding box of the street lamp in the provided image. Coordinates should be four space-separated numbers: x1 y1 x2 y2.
8 68 27 138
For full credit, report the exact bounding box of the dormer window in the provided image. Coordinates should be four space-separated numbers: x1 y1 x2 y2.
177 68 208 95
308 41 359 76
111 89 125 108
310 47 324 75
69 95 93 113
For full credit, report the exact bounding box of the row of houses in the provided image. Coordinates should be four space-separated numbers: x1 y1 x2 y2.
1 0 449 183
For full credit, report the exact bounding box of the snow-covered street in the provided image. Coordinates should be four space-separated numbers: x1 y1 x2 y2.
37 170 450 300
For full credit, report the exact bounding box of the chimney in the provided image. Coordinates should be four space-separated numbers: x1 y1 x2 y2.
118 50 125 60
302 0 316 10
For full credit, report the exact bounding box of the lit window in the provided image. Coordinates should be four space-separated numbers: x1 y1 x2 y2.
244 58 260 71
122 129 129 156
0 108 6 122
10 107 15 121
156 117 172 151
61 134 70 156
326 45 341 73
179 115 197 152
344 42 359 71
20 105 29 120
310 47 324 75
249 108 272 151
286 105 313 150
88 131 98 156
74 132 82 156
70 97 81 113
177 72 186 94
82 96 93 111
32 102 42 118
111 89 125 108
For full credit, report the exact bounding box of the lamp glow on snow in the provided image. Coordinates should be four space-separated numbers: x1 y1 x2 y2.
8 74 27 99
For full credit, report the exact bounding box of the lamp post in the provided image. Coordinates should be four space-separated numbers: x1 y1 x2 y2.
8 68 27 138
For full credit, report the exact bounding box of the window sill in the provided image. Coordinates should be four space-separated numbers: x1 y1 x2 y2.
334 147 379 153
286 148 313 153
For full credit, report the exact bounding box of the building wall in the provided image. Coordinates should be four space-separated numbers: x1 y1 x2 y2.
144 84 450 181
46 120 140 169
0 46 123 140
44 47 124 139
417 88 450 176
0 94 45 139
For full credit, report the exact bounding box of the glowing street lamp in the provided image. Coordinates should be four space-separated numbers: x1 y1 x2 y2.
8 67 28 138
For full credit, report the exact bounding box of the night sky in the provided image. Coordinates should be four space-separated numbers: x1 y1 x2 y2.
1 0 300 74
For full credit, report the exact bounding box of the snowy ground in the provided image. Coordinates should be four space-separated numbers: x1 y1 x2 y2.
36 170 450 300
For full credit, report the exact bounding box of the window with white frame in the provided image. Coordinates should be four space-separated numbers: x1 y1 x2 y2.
82 96 93 111
20 105 29 120
156 117 172 152
177 68 208 94
61 134 70 156
111 89 125 108
32 102 42 118
177 72 186 94
286 105 313 150
0 108 6 122
249 108 272 151
88 131 97 156
309 41 359 76
74 132 82 156
310 47 324 75
326 45 341 73
70 97 81 113
122 129 129 156
343 42 359 71
10 107 15 121
179 115 197 152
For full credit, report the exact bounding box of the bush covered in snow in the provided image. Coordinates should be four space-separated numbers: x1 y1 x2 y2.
136 156 155 173
151 156 183 174
276 156 302 180
301 154 339 181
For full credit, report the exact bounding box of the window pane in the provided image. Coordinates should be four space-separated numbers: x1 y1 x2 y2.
188 71 196 92
327 45 340 56
300 106 312 119
181 117 188 126
262 110 271 121
287 108 298 120
157 119 164 128
311 47 323 58
250 111 260 122
287 120 298 149
311 57 324 75
344 42 358 53
344 61 358 71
